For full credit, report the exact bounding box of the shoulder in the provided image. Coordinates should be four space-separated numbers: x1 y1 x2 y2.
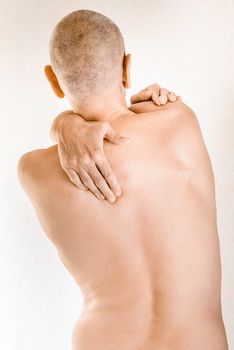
131 100 209 167
166 101 210 170
17 148 45 181
129 99 211 171
164 102 215 198
17 145 58 192
128 99 200 137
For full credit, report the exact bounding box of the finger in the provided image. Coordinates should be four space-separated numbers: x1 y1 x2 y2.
159 88 169 105
168 91 177 102
64 168 89 191
148 84 161 106
104 124 130 145
96 157 122 198
88 164 118 203
78 168 107 201
130 89 152 104
152 89 161 106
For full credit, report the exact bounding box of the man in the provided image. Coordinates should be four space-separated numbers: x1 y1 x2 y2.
17 9 228 350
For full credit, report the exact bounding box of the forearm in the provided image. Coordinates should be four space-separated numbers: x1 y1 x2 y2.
50 110 85 142
50 113 64 142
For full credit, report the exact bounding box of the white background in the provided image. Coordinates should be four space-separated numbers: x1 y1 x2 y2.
0 0 233 349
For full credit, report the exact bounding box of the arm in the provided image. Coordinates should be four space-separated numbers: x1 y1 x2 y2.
51 84 180 203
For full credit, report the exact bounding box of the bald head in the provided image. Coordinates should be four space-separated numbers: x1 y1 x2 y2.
49 10 126 105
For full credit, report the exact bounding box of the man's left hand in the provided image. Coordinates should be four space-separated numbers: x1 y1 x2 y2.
131 84 178 106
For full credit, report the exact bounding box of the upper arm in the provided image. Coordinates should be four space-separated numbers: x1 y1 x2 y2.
170 106 216 214
172 106 212 170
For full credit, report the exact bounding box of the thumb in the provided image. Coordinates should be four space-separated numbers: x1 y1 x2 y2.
104 126 130 145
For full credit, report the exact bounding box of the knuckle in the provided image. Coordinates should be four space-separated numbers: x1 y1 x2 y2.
150 83 159 89
80 155 90 166
145 87 152 92
61 162 68 170
62 157 77 169
81 175 92 187
103 171 113 180
92 124 102 133
69 172 75 179
100 121 110 132
69 162 78 169
83 178 92 187
69 173 78 181
93 176 102 186
92 150 102 161
80 172 89 182
62 162 71 171
101 121 109 128
94 189 102 197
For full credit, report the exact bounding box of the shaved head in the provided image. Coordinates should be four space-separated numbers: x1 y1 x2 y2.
49 9 126 105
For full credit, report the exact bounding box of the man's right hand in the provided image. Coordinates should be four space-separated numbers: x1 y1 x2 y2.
51 110 129 203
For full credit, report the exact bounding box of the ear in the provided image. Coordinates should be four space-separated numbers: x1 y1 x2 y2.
122 54 131 89
44 65 65 98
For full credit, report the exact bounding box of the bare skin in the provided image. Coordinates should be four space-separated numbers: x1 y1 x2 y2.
49 83 178 203
18 100 228 350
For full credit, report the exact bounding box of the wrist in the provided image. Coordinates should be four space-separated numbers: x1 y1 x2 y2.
50 111 85 142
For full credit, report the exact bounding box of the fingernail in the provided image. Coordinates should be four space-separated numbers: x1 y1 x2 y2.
109 196 116 203
116 190 121 197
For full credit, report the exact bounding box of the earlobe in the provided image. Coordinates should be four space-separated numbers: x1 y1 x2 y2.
44 65 65 98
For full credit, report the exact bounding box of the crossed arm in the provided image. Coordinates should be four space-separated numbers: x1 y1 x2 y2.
51 84 181 203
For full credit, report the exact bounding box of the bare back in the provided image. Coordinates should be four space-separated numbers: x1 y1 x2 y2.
18 101 228 350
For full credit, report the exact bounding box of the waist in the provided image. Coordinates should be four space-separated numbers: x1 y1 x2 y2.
80 285 224 336
73 304 227 350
